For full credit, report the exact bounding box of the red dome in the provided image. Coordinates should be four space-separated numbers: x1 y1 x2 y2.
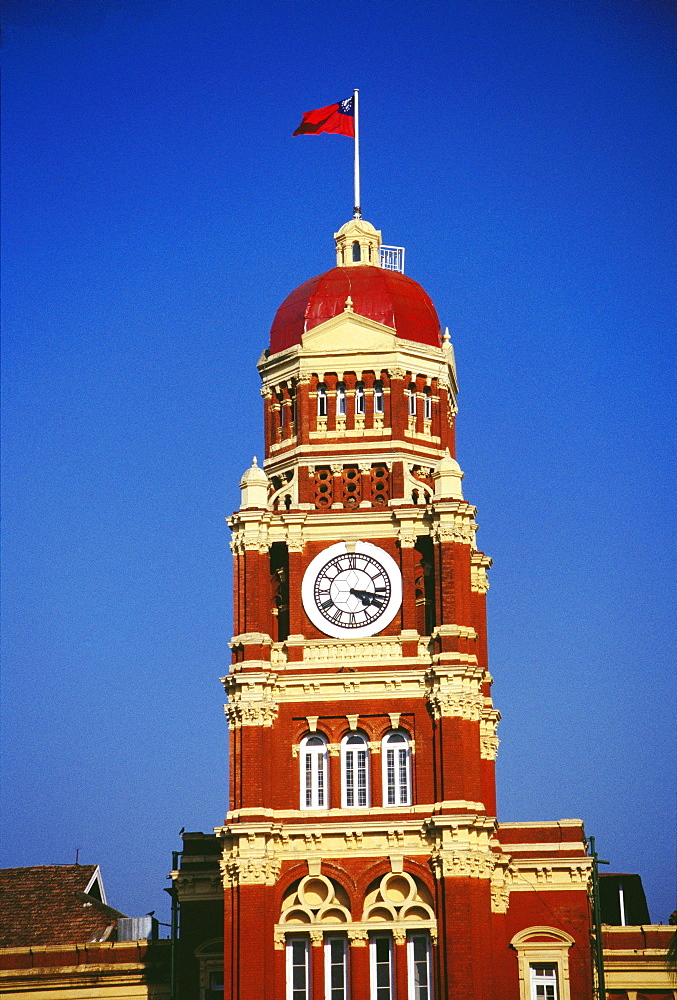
269 266 442 355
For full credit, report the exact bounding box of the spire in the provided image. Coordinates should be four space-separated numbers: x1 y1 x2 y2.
334 218 382 267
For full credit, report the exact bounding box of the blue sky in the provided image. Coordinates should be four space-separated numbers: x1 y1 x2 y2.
2 0 674 925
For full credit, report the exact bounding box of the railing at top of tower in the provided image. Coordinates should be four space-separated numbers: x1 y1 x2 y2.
380 245 405 273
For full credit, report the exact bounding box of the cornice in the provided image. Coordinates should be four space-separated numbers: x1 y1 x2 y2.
222 659 491 727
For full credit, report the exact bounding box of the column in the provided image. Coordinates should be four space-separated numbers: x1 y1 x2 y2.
311 930 324 1000
394 929 408 999
348 930 369 999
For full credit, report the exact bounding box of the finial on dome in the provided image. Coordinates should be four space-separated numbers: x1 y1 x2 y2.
334 218 382 268
443 327 451 344
344 295 354 313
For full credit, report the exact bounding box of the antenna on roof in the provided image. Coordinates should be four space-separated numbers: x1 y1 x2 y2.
75 848 81 865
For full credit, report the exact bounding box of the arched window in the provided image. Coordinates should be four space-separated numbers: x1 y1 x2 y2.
341 732 369 808
317 383 328 417
382 731 412 806
355 382 365 415
336 383 347 417
373 381 384 414
301 734 329 809
408 384 417 416
352 240 361 262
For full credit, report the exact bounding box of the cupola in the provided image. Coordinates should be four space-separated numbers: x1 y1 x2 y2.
334 218 382 267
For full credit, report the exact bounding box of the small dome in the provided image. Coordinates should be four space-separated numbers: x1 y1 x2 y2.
270 265 442 355
239 456 268 487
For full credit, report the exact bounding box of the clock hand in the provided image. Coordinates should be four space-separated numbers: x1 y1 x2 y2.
349 588 384 607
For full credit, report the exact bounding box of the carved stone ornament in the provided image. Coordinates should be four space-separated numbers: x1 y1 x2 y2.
347 929 369 946
392 928 407 945
471 552 493 594
295 372 313 385
223 673 280 729
310 928 324 946
274 930 286 950
432 518 477 545
491 884 511 914
388 367 408 380
221 857 281 886
429 848 497 880
427 691 484 722
480 735 500 760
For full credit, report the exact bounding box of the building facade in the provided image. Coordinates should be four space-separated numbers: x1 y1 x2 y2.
211 217 599 1000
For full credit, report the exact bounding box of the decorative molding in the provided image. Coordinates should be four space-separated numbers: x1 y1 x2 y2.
480 735 500 760
223 672 280 729
348 929 369 946
471 551 492 593
221 857 281 886
429 848 497 880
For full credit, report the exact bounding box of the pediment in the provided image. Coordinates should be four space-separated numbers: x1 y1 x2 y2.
301 311 399 352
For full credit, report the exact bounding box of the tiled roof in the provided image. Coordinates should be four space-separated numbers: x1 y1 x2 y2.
0 865 126 947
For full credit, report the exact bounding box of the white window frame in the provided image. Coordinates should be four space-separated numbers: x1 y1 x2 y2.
373 382 384 414
300 734 329 809
317 384 328 417
408 385 417 416
355 383 365 415
530 963 559 999
325 935 349 1000
336 383 347 417
382 731 412 806
341 732 370 809
287 936 311 1000
511 927 573 1000
407 932 433 1000
370 934 394 1000
423 392 432 421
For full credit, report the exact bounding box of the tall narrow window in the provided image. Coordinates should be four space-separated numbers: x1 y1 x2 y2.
408 384 417 416
287 937 310 1000
205 969 224 1000
336 383 347 416
301 734 329 809
373 381 384 414
382 731 412 806
317 384 328 417
408 933 433 1000
325 936 348 1000
355 382 365 415
423 391 432 420
341 732 370 808
370 935 393 1000
530 965 558 1000
352 241 361 262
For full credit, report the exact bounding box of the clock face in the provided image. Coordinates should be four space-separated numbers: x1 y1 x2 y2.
301 541 402 638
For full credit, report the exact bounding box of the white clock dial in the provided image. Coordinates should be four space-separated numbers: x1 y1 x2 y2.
301 541 402 638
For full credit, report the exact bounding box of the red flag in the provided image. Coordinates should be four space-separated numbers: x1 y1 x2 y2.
293 97 355 137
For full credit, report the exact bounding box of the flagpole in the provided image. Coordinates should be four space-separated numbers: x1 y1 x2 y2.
353 88 361 219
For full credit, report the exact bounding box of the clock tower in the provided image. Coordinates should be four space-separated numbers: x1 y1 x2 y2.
219 218 593 1000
